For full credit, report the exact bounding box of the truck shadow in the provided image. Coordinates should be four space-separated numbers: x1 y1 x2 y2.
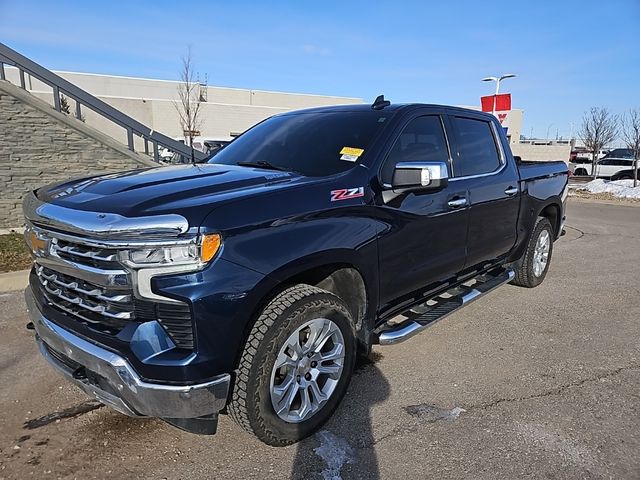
290 351 389 480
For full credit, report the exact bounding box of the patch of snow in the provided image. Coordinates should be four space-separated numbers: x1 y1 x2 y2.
577 179 640 199
313 430 354 480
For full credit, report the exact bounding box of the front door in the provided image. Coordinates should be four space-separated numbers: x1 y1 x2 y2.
375 113 469 310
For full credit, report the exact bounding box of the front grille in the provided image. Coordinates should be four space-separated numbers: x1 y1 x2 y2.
36 265 133 335
51 237 120 269
31 228 195 349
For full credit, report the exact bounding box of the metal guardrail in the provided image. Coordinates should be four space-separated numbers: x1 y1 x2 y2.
0 42 205 163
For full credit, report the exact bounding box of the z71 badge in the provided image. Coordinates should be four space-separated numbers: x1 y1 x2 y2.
330 187 365 202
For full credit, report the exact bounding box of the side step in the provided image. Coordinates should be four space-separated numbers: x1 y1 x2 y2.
375 268 515 346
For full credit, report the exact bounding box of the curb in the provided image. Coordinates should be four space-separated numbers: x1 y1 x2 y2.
568 195 640 207
0 269 30 293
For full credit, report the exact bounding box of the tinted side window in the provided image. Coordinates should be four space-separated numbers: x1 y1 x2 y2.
451 117 501 177
381 115 448 183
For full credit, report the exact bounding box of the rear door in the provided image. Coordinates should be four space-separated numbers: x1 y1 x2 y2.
446 114 521 269
594 159 613 178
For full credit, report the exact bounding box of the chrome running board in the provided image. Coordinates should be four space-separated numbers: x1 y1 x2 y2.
375 268 515 346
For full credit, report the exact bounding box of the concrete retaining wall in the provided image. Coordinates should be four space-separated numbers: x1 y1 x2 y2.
0 80 155 229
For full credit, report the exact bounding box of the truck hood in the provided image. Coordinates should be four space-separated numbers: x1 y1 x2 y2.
35 164 312 227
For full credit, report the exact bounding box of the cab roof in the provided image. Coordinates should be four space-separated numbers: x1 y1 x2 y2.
278 102 495 120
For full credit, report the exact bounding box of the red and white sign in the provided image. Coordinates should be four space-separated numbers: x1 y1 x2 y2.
481 93 511 114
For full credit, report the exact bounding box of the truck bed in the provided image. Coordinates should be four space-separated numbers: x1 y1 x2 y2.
517 160 568 182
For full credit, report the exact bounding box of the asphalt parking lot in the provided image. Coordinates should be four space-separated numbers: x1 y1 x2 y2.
1 198 639 480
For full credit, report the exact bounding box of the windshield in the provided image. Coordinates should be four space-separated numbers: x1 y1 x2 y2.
209 111 390 176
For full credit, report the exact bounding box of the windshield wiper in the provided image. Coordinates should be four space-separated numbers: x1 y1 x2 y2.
236 160 294 172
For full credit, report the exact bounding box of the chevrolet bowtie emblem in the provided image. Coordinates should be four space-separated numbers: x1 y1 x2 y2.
27 230 47 253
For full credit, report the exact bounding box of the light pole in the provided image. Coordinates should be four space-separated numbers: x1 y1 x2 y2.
481 74 517 115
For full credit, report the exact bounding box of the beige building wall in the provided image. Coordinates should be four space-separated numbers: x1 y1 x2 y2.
4 67 363 146
6 67 572 162
511 143 571 162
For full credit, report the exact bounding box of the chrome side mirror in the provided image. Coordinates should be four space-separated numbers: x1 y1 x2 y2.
391 161 449 193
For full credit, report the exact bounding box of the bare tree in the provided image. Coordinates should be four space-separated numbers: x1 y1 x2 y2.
621 108 640 187
174 47 203 163
578 107 618 179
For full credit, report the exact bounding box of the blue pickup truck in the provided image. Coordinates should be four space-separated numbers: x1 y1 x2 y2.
23 97 568 445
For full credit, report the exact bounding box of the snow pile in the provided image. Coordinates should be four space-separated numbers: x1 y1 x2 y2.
577 179 640 199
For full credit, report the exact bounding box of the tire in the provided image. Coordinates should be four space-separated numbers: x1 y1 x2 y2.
574 168 588 176
228 284 356 446
511 217 554 288
618 175 632 180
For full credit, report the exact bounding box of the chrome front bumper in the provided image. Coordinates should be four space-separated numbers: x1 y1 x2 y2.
25 286 230 420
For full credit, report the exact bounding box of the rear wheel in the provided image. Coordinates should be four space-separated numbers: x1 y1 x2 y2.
574 168 588 176
511 217 554 288
228 284 356 446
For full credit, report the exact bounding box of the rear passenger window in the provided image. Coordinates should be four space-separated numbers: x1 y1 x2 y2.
451 117 501 177
381 115 448 184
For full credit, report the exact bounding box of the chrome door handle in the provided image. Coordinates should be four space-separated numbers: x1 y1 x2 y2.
504 186 519 196
447 198 468 208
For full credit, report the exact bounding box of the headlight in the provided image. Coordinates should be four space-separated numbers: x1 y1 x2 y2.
120 233 221 268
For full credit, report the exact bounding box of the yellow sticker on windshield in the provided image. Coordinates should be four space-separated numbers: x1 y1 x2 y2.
340 147 364 156
340 147 364 162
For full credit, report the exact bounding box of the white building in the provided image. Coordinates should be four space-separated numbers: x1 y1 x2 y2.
4 68 363 148
6 67 566 161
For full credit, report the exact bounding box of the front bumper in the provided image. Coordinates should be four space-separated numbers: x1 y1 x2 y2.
25 286 230 421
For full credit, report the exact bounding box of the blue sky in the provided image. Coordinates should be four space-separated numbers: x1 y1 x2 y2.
1 0 638 139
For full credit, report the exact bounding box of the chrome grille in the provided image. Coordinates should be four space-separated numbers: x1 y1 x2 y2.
36 265 133 334
28 224 195 349
51 237 119 267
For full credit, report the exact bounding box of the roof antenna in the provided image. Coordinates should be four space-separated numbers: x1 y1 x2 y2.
371 94 390 110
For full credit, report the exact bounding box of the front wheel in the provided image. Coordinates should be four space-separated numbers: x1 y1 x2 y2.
511 217 554 288
228 284 356 446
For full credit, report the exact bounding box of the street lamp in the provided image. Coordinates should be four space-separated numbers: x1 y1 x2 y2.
481 74 517 114
546 123 554 141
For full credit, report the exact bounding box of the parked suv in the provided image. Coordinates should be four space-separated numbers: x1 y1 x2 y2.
611 166 640 181
571 158 636 178
23 99 568 445
601 148 634 160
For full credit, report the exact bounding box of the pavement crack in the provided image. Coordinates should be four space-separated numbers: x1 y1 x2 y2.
370 364 639 448
562 225 585 241
467 364 640 412
23 400 104 430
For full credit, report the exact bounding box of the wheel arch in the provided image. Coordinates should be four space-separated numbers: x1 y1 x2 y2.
538 202 561 238
246 254 375 358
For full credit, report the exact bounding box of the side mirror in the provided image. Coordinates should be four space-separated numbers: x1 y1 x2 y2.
391 161 449 193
